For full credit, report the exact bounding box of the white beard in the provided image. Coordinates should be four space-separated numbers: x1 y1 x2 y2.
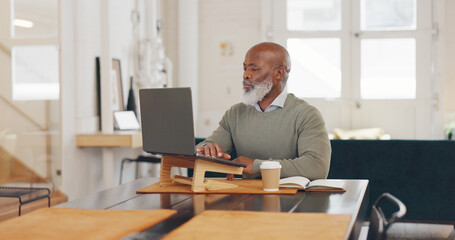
242 74 273 105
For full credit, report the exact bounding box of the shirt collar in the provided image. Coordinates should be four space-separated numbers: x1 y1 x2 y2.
270 88 288 108
252 88 288 112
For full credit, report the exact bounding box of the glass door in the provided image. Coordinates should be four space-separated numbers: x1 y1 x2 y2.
0 0 61 188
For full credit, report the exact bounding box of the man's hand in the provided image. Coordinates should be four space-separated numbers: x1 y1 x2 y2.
196 143 231 159
233 156 254 174
227 156 254 180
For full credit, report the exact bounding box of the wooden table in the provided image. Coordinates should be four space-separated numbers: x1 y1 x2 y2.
57 177 369 240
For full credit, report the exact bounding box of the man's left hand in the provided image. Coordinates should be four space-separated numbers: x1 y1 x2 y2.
233 156 254 174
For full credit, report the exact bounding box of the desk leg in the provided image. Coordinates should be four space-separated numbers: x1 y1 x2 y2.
102 148 114 188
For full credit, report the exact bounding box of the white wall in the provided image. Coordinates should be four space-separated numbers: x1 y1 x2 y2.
444 0 455 124
61 0 144 200
162 0 179 87
196 0 261 137
178 0 199 124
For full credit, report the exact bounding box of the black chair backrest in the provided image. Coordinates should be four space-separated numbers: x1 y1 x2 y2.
367 193 407 240
368 205 384 240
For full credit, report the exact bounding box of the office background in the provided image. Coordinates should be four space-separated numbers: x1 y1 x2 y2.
0 0 454 202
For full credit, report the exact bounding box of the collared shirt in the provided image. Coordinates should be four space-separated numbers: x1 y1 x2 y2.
252 89 288 112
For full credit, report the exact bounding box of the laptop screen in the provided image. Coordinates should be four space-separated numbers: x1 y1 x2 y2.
139 88 196 155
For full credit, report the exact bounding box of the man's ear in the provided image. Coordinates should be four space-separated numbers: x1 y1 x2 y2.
274 67 285 81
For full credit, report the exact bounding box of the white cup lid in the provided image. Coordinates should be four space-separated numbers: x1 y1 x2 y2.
260 161 281 169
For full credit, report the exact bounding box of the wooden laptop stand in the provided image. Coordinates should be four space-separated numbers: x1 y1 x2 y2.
159 155 243 192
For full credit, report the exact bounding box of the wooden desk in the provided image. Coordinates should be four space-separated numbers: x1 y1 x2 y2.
76 131 142 148
57 177 369 240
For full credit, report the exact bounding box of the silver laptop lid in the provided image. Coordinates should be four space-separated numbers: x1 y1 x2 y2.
139 87 196 155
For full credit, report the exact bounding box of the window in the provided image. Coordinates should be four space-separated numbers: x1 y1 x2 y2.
287 0 341 31
361 0 416 31
12 45 59 100
360 38 416 99
287 38 341 98
275 0 421 100
267 0 438 139
10 0 59 101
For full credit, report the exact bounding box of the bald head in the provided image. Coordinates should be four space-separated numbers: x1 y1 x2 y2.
242 42 292 107
247 42 291 80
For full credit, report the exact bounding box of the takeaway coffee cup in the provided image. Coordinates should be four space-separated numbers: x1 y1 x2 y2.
260 161 281 191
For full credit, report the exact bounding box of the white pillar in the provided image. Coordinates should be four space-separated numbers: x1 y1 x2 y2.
60 0 76 198
178 0 199 123
100 0 114 188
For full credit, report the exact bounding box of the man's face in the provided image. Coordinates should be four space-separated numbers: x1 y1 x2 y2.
242 50 275 104
242 50 274 92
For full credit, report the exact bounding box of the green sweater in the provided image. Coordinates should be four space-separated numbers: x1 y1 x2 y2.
198 94 331 180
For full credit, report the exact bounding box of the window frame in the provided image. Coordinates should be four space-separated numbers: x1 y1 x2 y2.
263 0 433 101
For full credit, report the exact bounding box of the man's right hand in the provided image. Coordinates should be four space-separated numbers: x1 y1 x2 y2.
196 143 231 159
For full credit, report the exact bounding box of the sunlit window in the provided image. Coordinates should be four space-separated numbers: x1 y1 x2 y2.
361 0 416 31
10 0 59 101
361 39 416 99
287 0 341 31
287 38 341 98
12 45 59 100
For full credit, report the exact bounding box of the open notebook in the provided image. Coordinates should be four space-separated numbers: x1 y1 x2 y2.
279 176 347 192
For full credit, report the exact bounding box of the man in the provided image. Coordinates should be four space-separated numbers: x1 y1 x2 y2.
196 42 331 180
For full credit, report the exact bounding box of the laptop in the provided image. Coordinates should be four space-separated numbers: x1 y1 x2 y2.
139 87 246 168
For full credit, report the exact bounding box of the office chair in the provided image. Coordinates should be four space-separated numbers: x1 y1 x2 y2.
366 193 454 240
119 154 161 184
366 193 407 240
